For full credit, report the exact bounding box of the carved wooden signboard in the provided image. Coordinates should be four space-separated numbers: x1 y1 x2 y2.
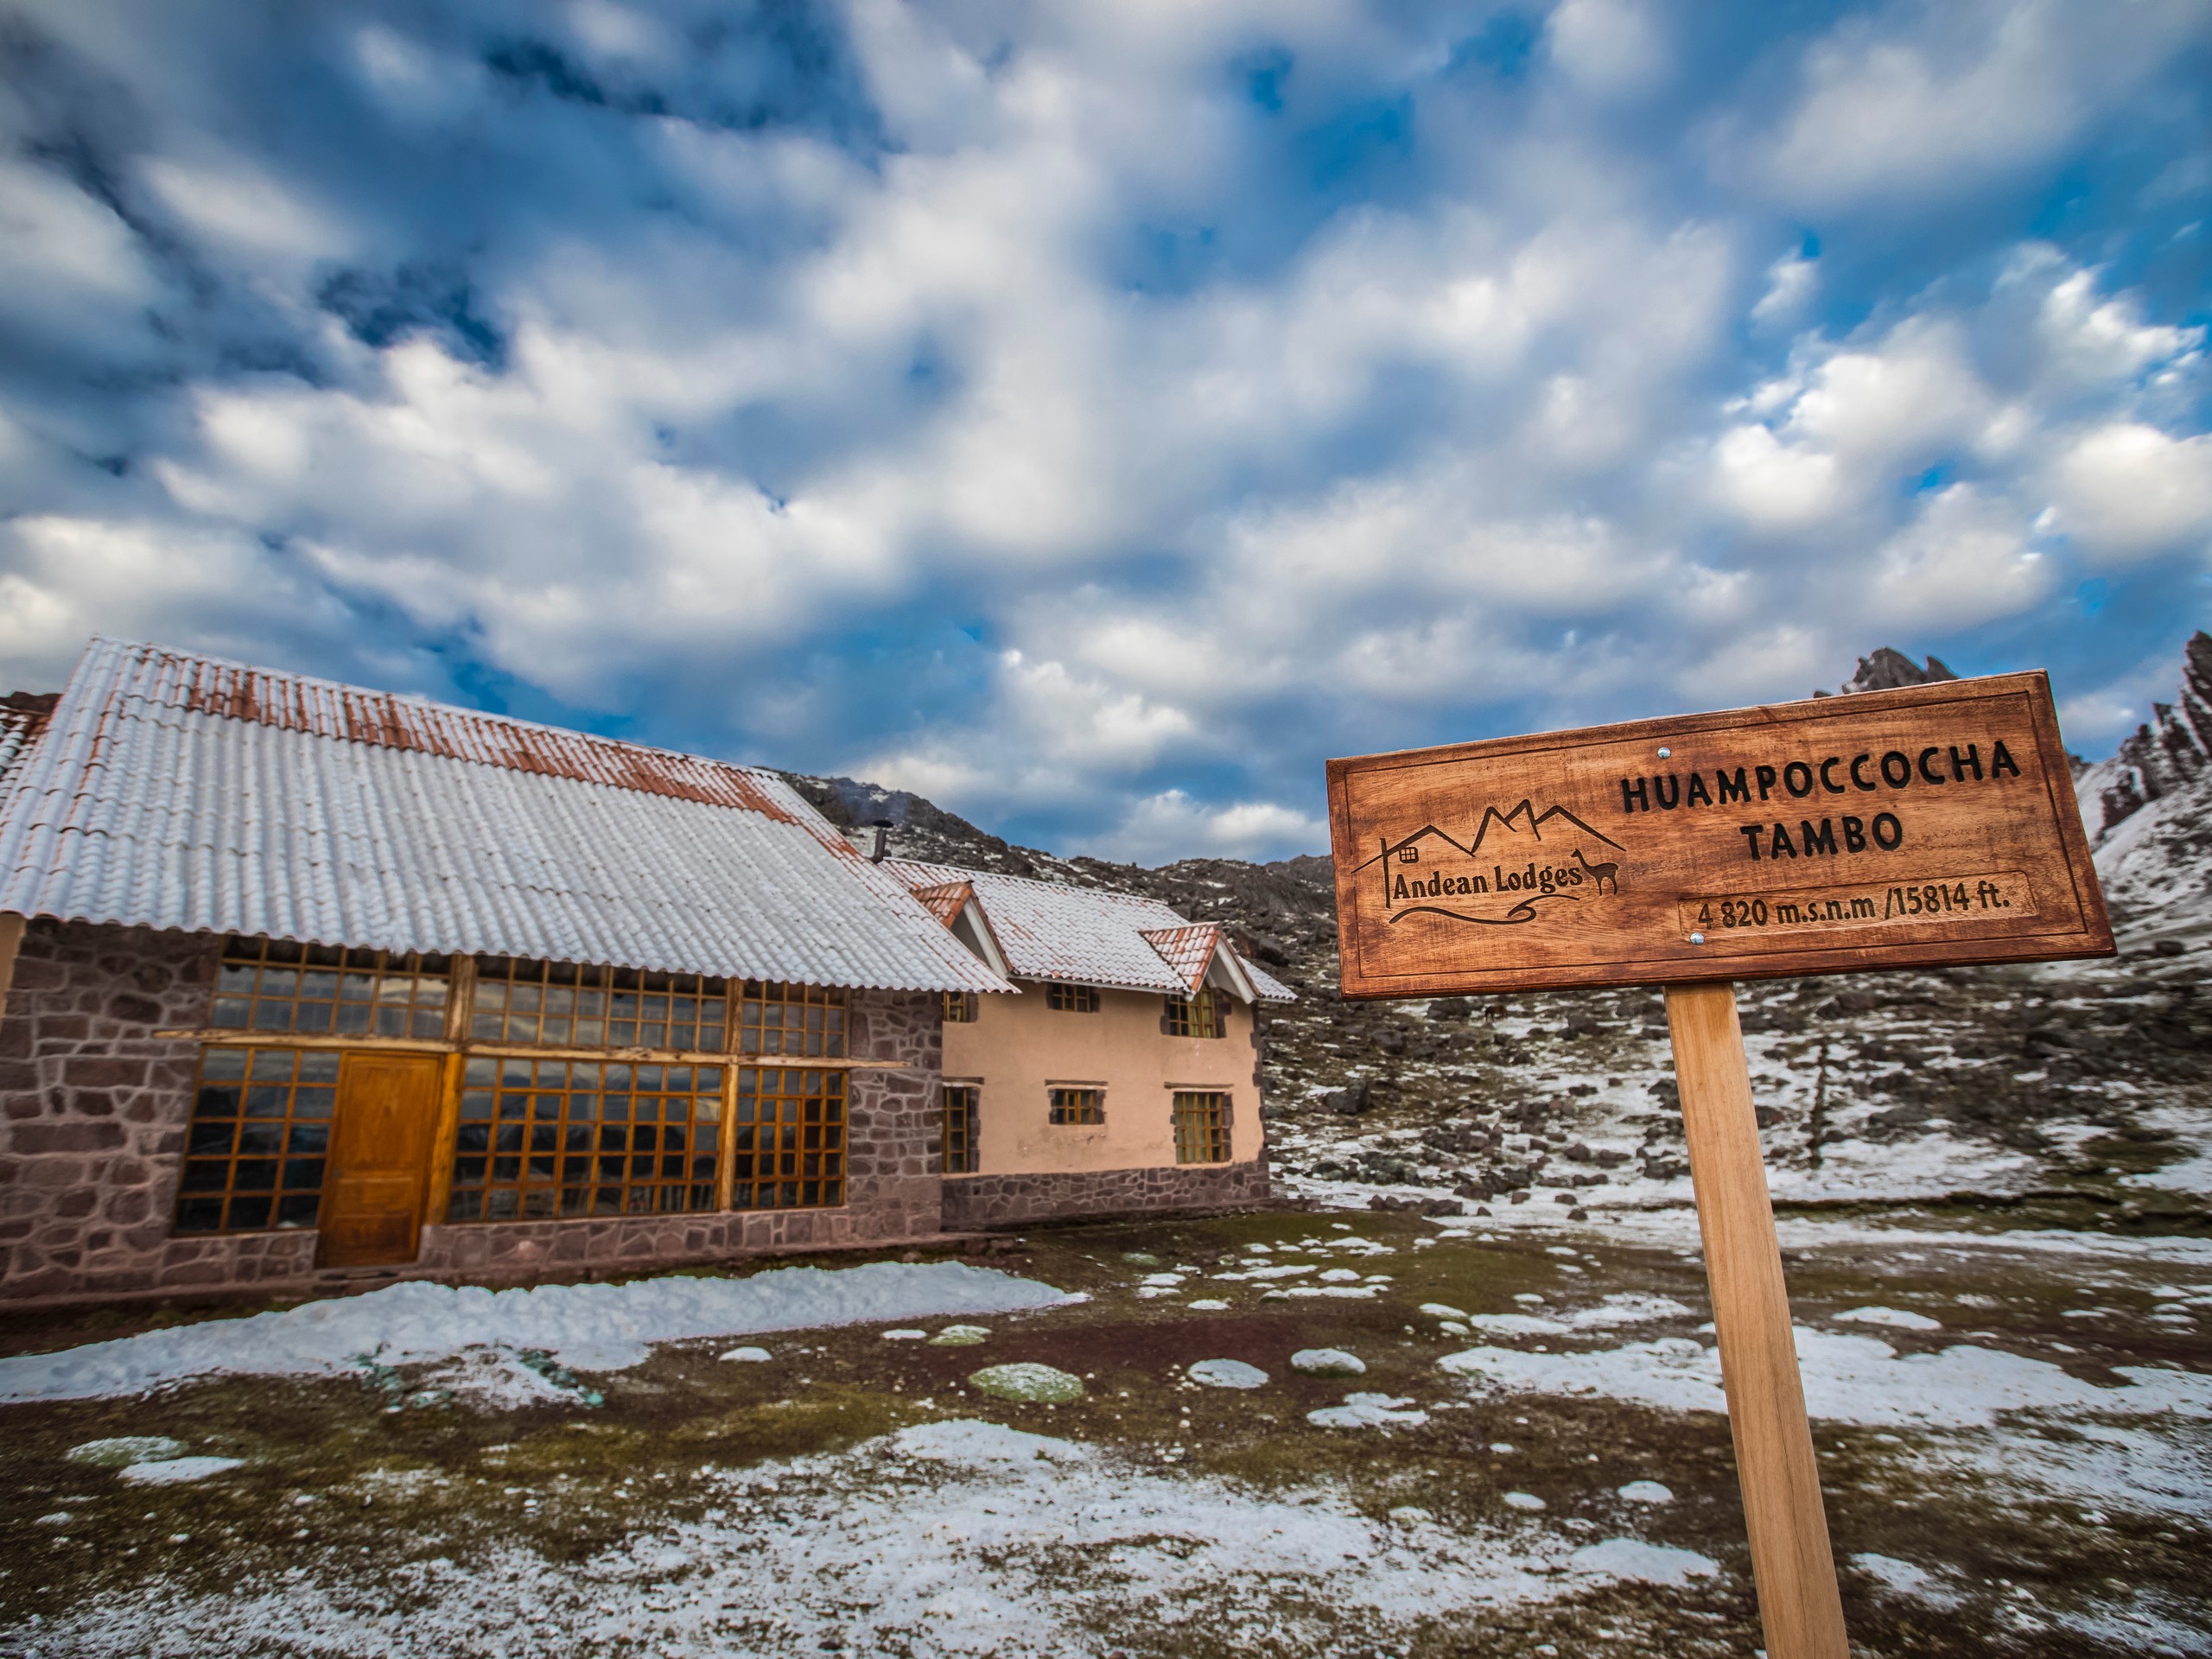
1327 671 2112 1000
1324 671 2113 1659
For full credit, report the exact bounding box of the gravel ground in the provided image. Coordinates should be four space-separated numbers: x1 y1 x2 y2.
1 1205 2204 1658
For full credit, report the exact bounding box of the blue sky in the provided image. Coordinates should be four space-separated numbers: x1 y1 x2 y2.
2 1 2208 862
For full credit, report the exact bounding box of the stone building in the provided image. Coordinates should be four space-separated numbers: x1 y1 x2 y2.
882 859 1293 1229
0 639 1011 1305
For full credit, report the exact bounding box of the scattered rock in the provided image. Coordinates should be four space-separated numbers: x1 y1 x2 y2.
1307 1392 1428 1429
719 1346 773 1363
1290 1348 1365 1377
969 1363 1084 1404
929 1325 992 1346
1323 1082 1374 1116
1188 1359 1269 1389
67 1436 186 1467
121 1456 245 1485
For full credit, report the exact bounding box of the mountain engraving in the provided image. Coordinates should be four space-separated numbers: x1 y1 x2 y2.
1353 799 1625 928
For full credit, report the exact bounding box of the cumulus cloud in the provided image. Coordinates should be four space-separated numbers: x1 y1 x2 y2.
2049 424 2212 563
1745 0 2212 210
1093 790 1329 865
0 0 2206 863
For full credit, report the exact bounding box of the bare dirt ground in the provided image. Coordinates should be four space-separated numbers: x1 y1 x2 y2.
1 1204 2204 1658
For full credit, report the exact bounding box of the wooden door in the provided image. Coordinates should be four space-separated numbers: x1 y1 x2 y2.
317 1053 442 1268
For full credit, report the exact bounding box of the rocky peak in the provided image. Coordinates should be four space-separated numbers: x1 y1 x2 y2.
2083 629 2212 841
1813 646 1959 698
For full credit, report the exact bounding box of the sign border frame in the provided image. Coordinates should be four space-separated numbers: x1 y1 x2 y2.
1325 671 2115 1001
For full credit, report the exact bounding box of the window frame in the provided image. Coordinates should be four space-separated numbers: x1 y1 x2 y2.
942 991 978 1023
1044 982 1101 1013
181 939 880 1236
739 980 848 1058
442 1054 724 1224
1172 1090 1232 1165
1164 986 1228 1039
174 1045 340 1236
943 1082 980 1174
471 957 727 1053
1047 1085 1105 1126
209 937 449 1041
730 1065 847 1210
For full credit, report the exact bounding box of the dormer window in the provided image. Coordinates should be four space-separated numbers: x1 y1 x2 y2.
1164 986 1226 1039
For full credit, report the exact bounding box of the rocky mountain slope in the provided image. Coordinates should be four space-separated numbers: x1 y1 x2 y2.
786 640 2211 1226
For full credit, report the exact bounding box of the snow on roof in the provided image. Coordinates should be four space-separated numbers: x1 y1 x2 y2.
1138 924 1222 995
0 705 46 790
0 637 1011 995
884 858 1294 1001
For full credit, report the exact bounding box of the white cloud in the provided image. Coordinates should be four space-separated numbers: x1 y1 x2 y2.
1865 484 2052 628
1750 251 1818 331
1749 0 2210 209
0 161 161 332
2049 424 2212 563
0 0 2207 862
2032 268 2203 389
1711 422 1842 531
0 516 311 686
1089 789 1327 864
139 155 350 267
1548 0 1669 98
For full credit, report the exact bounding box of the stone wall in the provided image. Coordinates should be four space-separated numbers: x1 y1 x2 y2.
942 1154 1270 1230
0 918 315 1300
0 925 954 1304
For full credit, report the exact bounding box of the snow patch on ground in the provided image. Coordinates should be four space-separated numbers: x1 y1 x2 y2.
1464 1293 1694 1338
1834 1306 1944 1332
1307 1393 1428 1429
0 1262 1073 1404
891 1420 1085 1466
1440 1327 2212 1431
10 1423 1729 1657
1567 1537 1719 1586
119 1456 243 1485
1853 1552 1960 1607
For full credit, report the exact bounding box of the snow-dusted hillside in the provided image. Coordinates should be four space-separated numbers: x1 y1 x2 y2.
2076 632 2212 955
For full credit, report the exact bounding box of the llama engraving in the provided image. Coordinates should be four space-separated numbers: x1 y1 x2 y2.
1572 846 1619 895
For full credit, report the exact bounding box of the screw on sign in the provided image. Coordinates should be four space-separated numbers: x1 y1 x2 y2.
1325 671 2112 1659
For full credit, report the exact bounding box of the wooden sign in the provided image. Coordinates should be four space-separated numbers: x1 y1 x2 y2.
1323 671 2114 1659
1326 671 2111 1000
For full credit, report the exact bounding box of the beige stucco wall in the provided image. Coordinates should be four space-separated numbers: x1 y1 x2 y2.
943 982 1263 1176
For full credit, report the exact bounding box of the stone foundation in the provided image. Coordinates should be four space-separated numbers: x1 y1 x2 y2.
0 924 953 1306
941 1154 1271 1230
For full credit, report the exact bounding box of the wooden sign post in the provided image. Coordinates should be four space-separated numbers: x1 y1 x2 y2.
1325 672 2112 1659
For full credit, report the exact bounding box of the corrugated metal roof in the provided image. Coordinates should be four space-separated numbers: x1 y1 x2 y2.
1241 957 1296 1003
0 638 1011 995
885 859 1294 1001
0 707 45 791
